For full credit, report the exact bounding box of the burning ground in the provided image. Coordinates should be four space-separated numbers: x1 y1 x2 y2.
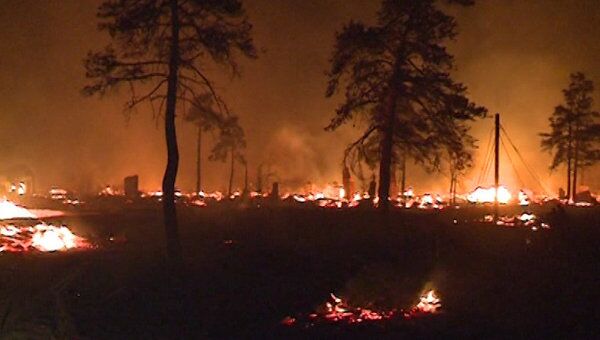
0 202 598 338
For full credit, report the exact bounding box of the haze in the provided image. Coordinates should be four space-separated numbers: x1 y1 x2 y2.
1 0 599 195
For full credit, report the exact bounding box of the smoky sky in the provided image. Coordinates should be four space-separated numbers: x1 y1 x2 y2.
1 0 599 195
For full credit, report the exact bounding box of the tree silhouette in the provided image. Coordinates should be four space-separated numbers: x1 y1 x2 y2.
541 72 600 201
82 0 256 263
185 94 223 195
209 115 246 195
325 0 486 210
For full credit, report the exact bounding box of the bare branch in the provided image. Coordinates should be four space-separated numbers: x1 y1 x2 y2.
126 79 168 109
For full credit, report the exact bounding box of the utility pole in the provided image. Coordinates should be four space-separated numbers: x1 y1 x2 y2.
494 113 500 219
400 155 406 198
196 125 202 196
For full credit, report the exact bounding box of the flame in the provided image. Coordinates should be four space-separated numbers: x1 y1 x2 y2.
284 289 444 327
0 200 36 220
99 185 117 196
467 186 512 204
417 193 444 209
414 290 441 314
49 188 68 200
339 187 346 200
319 293 394 323
17 182 26 196
518 190 530 206
1 223 89 252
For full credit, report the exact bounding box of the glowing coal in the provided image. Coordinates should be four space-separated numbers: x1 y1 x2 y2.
283 290 442 328
412 290 441 314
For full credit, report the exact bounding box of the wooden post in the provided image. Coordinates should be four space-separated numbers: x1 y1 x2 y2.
494 113 500 219
196 125 202 195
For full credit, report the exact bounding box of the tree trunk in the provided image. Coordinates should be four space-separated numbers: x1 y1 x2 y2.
566 122 573 201
195 125 202 195
378 97 397 211
400 154 406 197
228 147 235 195
449 166 456 205
162 0 182 266
244 162 248 193
256 164 263 192
572 138 579 202
452 174 457 206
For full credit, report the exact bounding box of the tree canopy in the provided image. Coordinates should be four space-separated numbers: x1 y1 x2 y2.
83 0 256 263
326 0 486 207
541 72 600 199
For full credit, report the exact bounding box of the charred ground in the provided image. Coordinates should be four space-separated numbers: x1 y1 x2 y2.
0 204 598 338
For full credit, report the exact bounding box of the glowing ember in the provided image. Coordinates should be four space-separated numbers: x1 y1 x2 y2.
413 290 441 314
99 185 119 196
417 193 444 210
481 212 551 231
49 188 68 200
518 190 530 206
284 290 444 328
339 187 346 200
17 182 26 196
1 223 89 252
317 293 394 324
249 191 263 198
293 194 306 203
190 199 206 207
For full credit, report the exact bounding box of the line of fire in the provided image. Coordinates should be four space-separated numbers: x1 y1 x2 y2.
1 0 599 338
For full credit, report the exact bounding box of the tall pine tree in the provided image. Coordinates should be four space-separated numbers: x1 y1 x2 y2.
541 72 600 200
326 0 486 209
83 0 256 263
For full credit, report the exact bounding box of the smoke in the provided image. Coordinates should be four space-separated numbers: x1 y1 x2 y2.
0 0 599 195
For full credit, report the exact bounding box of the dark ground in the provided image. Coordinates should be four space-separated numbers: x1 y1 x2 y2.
1 202 599 339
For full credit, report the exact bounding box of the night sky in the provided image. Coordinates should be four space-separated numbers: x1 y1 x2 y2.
1 0 599 194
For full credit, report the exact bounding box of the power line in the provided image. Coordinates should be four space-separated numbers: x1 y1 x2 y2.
500 125 552 195
500 135 526 188
477 126 495 186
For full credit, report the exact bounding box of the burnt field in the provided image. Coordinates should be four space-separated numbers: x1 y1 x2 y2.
1 204 599 338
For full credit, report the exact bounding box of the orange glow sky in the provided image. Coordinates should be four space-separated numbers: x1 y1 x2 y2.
1 0 599 195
